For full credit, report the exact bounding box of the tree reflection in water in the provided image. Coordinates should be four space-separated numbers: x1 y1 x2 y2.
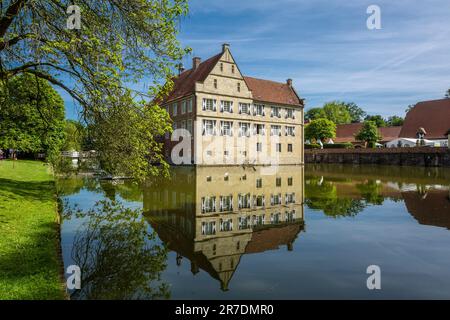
67 200 169 300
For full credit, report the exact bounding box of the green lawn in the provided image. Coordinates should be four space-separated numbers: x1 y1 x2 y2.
0 160 65 300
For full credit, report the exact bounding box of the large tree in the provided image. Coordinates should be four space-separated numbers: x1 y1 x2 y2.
386 115 404 127
305 107 326 121
322 101 352 125
344 102 366 123
0 73 65 161
0 0 189 179
63 119 86 151
364 115 386 128
305 118 336 143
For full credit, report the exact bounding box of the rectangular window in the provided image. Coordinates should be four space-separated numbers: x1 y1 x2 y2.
187 98 193 112
220 219 233 232
285 126 295 136
271 106 281 118
286 210 296 222
238 216 251 230
220 63 223 72
252 215 265 227
285 193 296 204
276 143 282 152
202 98 216 111
271 193 282 205
201 196 216 213
239 122 251 137
181 100 186 114
253 195 265 207
253 104 265 116
202 119 216 136
220 195 233 212
254 124 265 135
213 79 217 89
256 178 262 188
201 221 216 235
220 121 233 136
238 193 251 209
181 120 186 130
173 103 178 116
220 100 233 113
288 177 293 186
288 144 293 152
239 103 251 115
271 212 281 224
271 125 282 136
256 142 262 152
232 65 235 74
237 82 240 92
285 108 295 119
276 177 281 187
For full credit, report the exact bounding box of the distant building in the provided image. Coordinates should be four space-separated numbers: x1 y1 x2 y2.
160 44 305 165
331 123 402 147
399 98 450 147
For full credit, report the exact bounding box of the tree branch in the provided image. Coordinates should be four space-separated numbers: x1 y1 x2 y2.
0 0 28 38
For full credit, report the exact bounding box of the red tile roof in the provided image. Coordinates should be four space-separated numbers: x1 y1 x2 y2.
399 99 450 139
163 53 222 103
334 123 402 143
162 51 303 106
244 76 302 106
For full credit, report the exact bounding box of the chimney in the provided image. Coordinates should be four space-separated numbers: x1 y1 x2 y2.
177 63 185 75
286 79 293 87
192 57 201 70
222 43 230 53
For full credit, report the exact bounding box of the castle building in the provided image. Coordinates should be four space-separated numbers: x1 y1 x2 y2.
161 44 304 165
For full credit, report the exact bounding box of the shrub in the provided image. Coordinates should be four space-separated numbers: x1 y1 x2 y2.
305 143 321 149
367 141 377 148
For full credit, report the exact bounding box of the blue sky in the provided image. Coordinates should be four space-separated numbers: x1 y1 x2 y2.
65 0 450 119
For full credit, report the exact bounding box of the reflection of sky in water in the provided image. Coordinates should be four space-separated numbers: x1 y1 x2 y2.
59 166 450 299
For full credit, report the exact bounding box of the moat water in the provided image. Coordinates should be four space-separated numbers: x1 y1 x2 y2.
58 164 450 299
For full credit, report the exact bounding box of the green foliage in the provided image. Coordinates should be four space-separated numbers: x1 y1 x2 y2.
305 143 321 149
405 104 415 114
305 107 326 121
322 101 352 125
63 120 87 151
0 160 65 299
364 115 386 127
344 102 367 123
65 199 169 300
355 121 381 145
0 0 190 179
446 89 450 98
386 115 404 127
0 74 65 163
323 143 354 149
92 91 172 181
305 177 366 217
305 118 336 142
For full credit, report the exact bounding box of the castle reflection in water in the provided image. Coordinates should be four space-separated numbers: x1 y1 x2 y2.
143 165 305 291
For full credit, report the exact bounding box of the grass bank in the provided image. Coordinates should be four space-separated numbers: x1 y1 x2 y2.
0 160 65 300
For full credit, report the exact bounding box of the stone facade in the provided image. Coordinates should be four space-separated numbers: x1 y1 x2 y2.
162 44 304 166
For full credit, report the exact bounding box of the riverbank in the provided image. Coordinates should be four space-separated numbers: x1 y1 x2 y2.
305 147 450 167
0 160 65 300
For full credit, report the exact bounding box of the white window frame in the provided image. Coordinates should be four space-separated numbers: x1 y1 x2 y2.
239 103 251 115
220 100 233 113
202 119 217 136
239 122 251 137
220 121 233 136
202 98 217 111
253 104 265 116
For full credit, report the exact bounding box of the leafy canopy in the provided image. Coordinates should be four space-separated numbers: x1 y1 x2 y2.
0 74 65 161
0 0 189 179
364 115 386 128
322 101 352 125
355 121 381 144
305 118 336 142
